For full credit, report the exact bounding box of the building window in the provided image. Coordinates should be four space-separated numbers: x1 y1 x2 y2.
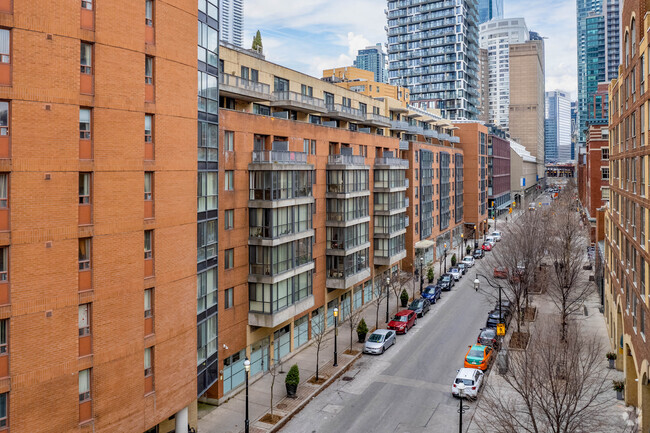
145 56 153 84
78 304 90 337
0 102 7 136
197 315 217 365
79 173 90 204
0 30 9 65
601 168 610 180
144 347 153 377
225 170 234 191
144 288 153 318
80 42 92 74
82 0 92 9
144 230 152 259
79 238 90 270
0 319 6 354
224 131 234 152
145 115 153 142
224 209 234 230
642 307 646 339
79 369 91 402
224 248 234 270
79 108 91 139
198 172 217 212
225 287 234 309
602 148 609 160
197 220 216 262
144 172 153 200
197 268 217 313
145 0 153 26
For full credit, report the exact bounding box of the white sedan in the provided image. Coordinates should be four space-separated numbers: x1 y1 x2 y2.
363 329 396 355
491 231 502 241
462 256 475 267
449 267 461 281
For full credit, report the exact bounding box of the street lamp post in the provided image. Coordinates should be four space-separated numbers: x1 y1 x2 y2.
474 274 504 345
443 244 448 275
244 358 251 433
459 233 464 258
333 307 339 367
473 224 477 248
419 257 424 296
385 277 391 323
457 382 467 433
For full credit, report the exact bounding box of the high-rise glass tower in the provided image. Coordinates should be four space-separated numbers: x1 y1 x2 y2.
220 0 244 47
545 91 572 163
386 0 480 120
576 0 618 144
354 43 388 83
478 0 503 24
479 17 529 129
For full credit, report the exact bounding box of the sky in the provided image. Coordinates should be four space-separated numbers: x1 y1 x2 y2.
243 0 578 100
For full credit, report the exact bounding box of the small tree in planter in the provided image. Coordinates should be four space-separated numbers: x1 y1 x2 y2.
357 318 368 342
285 364 299 398
466 245 472 255
400 289 409 307
606 352 617 369
427 268 434 283
613 380 625 400
451 254 457 267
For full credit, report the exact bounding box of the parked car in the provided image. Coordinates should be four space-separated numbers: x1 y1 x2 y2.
452 368 484 398
528 203 536 211
363 329 396 355
464 344 494 370
495 300 512 314
481 242 492 251
493 267 508 279
422 285 442 304
484 236 496 247
388 310 417 334
449 267 462 281
477 327 499 349
408 298 431 317
486 309 510 329
457 263 467 275
473 249 484 259
438 274 455 291
491 231 502 241
462 256 475 267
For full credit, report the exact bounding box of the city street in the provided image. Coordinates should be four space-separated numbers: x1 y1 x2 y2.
280 259 496 433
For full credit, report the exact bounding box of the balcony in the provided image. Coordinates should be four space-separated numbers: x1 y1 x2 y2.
374 157 409 169
219 72 271 102
271 91 327 113
327 154 366 166
424 129 439 139
374 250 407 267
450 136 460 144
249 295 315 328
390 119 409 131
438 133 451 142
251 150 307 165
364 113 391 127
327 104 366 122
399 140 409 150
326 267 371 290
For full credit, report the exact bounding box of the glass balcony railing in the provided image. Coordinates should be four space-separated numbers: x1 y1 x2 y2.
219 72 270 95
252 150 307 164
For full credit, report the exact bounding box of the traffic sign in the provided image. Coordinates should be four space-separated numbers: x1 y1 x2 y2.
497 323 505 336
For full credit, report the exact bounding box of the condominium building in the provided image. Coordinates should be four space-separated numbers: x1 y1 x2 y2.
354 44 389 84
321 66 410 105
209 42 465 401
0 1 200 432
545 90 572 163
479 17 530 129
478 48 489 123
486 126 512 216
509 39 546 179
386 0 480 120
478 0 503 24
219 0 244 47
605 3 650 430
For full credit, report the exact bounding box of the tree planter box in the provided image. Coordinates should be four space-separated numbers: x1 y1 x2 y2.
616 390 624 400
609 359 615 369
286 383 297 398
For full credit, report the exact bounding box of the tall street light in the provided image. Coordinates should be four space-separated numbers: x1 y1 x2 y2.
473 224 477 248
459 233 464 258
474 273 504 346
244 358 251 433
333 307 339 367
385 277 391 323
419 257 424 296
457 382 467 433
443 243 448 275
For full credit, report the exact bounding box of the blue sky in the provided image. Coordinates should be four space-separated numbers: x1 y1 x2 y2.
244 0 578 100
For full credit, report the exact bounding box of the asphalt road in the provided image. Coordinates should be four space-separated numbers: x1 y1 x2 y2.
280 259 497 433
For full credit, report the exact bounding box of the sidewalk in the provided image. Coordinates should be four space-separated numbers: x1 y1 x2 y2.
197 277 416 433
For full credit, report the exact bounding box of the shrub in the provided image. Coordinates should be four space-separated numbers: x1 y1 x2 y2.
427 268 434 282
612 380 624 392
285 364 299 386
357 318 368 334
400 289 409 304
451 254 457 266
605 352 617 360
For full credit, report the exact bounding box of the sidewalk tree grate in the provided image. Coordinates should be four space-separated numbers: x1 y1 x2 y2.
341 376 354 381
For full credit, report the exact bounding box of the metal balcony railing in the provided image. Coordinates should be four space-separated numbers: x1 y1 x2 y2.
219 72 270 95
252 150 307 164
327 154 366 166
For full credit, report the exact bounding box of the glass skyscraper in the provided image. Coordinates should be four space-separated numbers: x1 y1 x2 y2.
354 43 388 83
478 0 503 24
545 91 572 163
386 0 480 120
576 0 618 145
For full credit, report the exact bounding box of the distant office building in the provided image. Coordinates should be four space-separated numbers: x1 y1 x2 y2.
386 0 481 120
509 39 546 178
354 44 388 84
478 0 503 24
479 48 489 123
479 17 529 129
220 0 244 47
545 90 572 163
576 0 619 144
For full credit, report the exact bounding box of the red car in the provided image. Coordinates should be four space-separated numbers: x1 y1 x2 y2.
388 310 417 334
481 242 492 251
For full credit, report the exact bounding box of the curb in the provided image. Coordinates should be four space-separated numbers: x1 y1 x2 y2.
268 351 363 433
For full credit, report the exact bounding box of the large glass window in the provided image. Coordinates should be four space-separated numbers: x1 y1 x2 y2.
249 204 312 238
197 268 217 313
79 173 90 204
0 30 9 64
326 197 369 222
249 271 313 314
249 170 313 201
197 21 218 67
197 315 218 365
249 238 312 276
80 42 92 74
197 220 217 262
327 223 369 250
145 56 153 84
79 369 91 402
78 239 90 270
145 0 153 26
198 121 218 162
326 249 369 279
79 108 91 139
198 172 218 212
78 304 90 337
145 115 153 143
326 169 369 193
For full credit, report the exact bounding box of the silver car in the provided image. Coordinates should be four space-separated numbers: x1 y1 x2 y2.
363 329 396 355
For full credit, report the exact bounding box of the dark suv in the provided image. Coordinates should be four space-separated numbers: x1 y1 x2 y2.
473 249 485 259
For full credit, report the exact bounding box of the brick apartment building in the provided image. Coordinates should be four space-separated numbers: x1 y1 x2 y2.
486 125 512 218
0 0 201 432
206 43 474 401
605 1 650 429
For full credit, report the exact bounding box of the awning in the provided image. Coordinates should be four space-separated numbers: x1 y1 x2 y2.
415 240 435 249
496 200 514 210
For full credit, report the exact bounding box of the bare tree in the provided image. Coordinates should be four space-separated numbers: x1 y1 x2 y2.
311 313 328 382
374 274 389 330
345 305 364 354
268 360 280 421
546 194 592 341
475 321 613 433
